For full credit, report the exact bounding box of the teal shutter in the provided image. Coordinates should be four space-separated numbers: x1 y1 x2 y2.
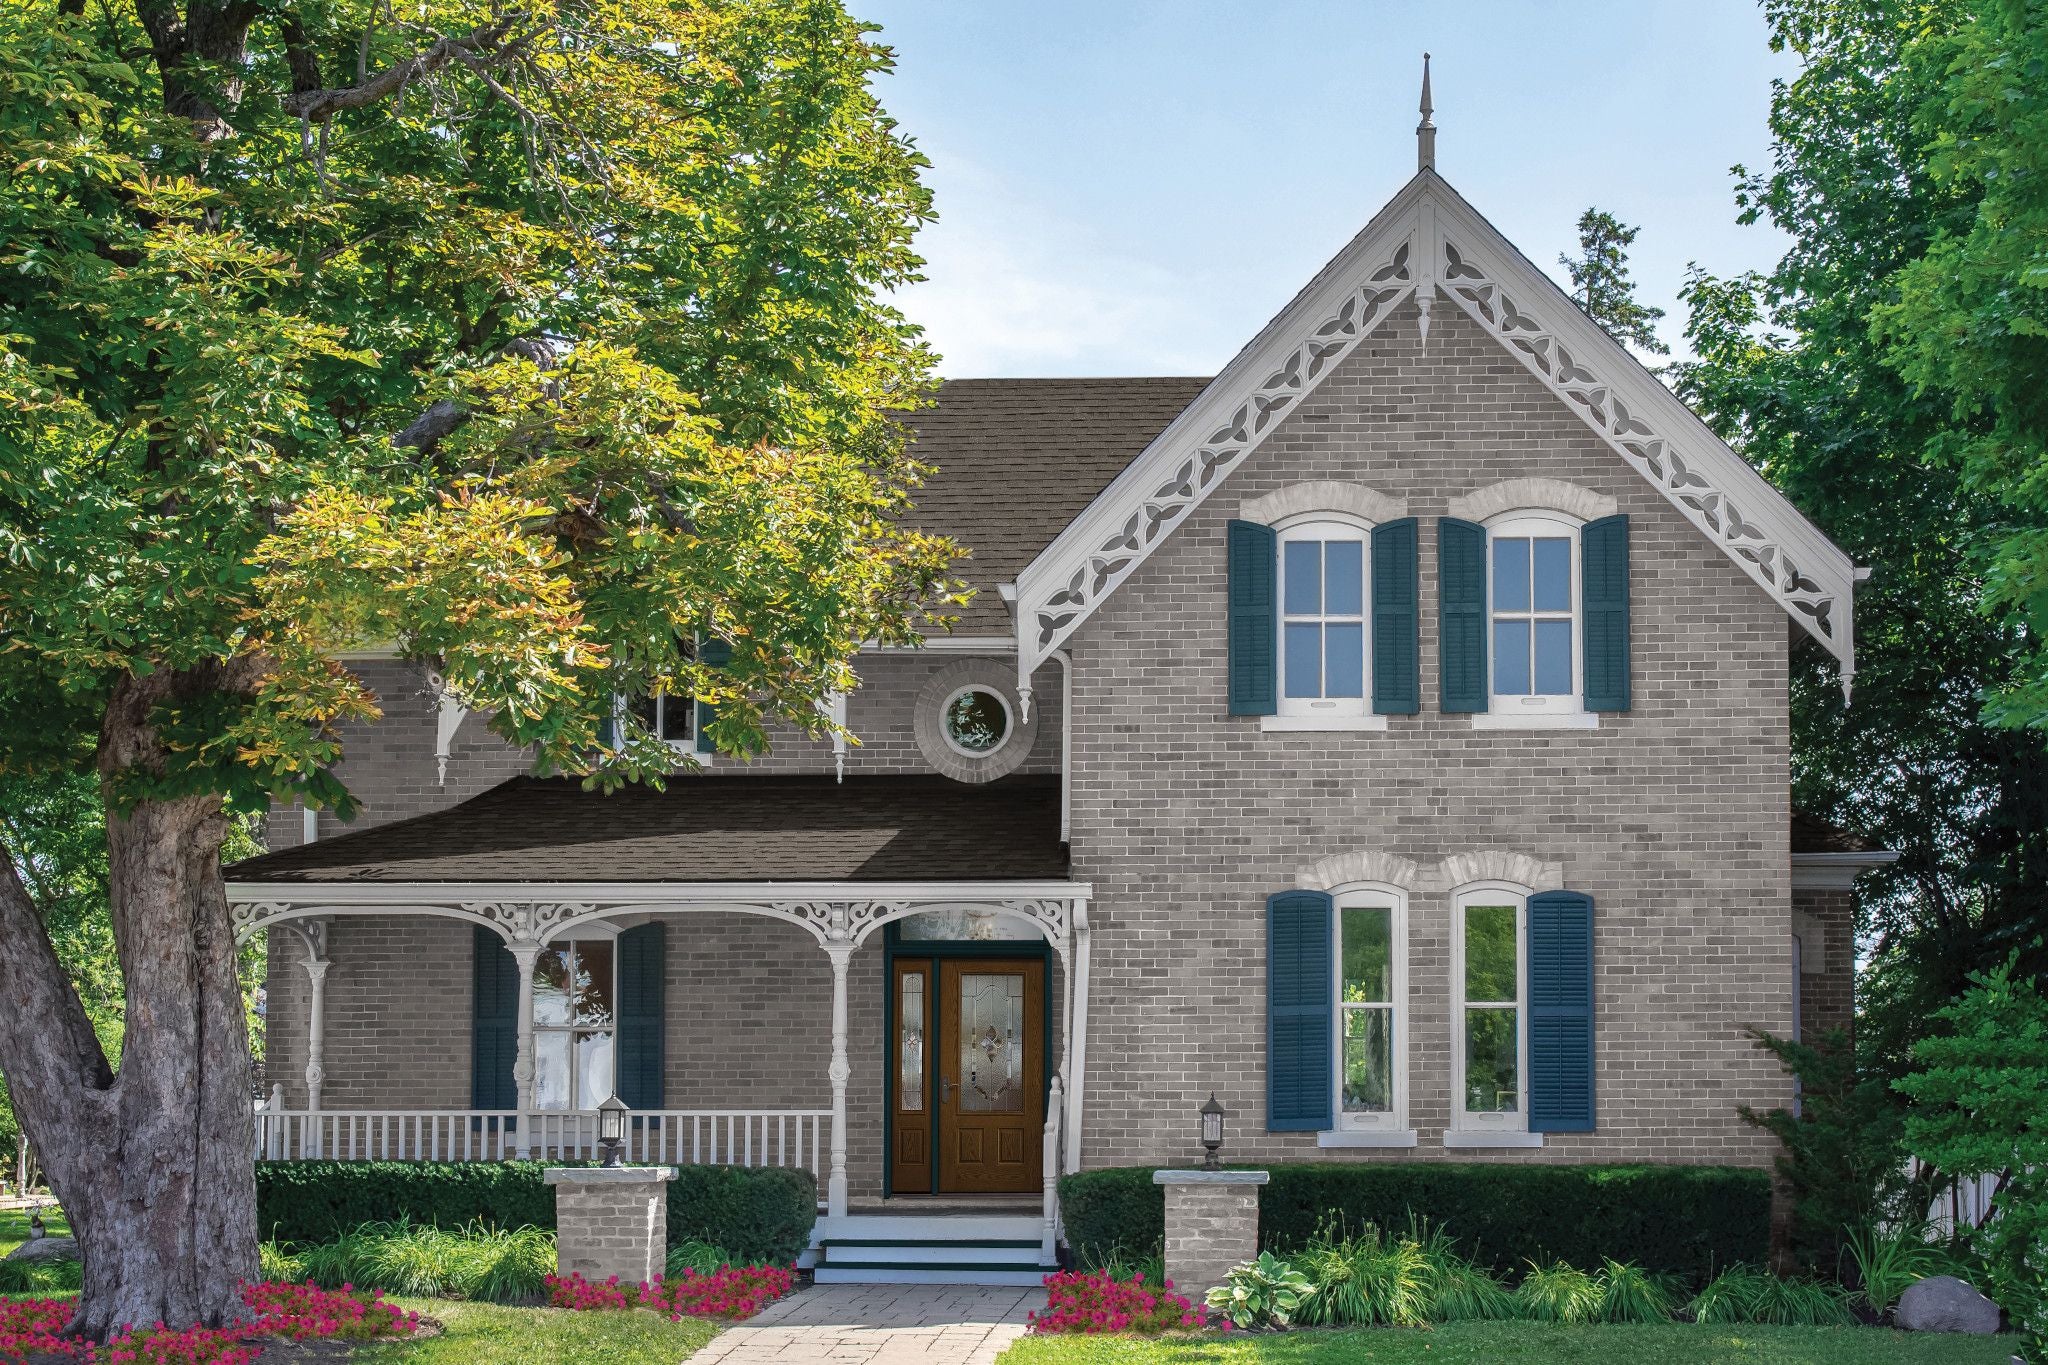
1582 515 1630 712
470 928 518 1110
1438 517 1488 712
616 922 666 1109
1266 889 1334 1132
1528 890 1596 1133
695 636 733 754
1371 517 1420 714
1227 520 1278 715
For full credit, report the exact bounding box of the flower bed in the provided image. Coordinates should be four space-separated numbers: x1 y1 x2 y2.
0 1282 420 1364
544 1265 796 1323
1028 1270 1210 1335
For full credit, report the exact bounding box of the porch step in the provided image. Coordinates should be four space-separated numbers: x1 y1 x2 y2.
811 1214 1054 1286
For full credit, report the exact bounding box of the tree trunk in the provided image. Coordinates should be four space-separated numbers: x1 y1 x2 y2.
0 675 258 1338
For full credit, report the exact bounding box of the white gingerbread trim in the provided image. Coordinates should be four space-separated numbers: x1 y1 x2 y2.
1010 178 1427 685
1240 481 1408 527
1447 477 1616 525
1010 170 1860 691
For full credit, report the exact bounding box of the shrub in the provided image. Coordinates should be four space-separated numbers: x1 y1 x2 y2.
1059 1163 1769 1283
1686 1264 1855 1326
255 1159 817 1266
666 1164 816 1266
1030 1270 1207 1335
1205 1251 1312 1330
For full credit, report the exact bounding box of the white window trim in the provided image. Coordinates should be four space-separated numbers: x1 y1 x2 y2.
1273 511 1375 728
1449 880 1531 1137
938 684 1016 759
533 929 621 1112
1326 882 1408 1137
1477 510 1594 730
611 691 713 767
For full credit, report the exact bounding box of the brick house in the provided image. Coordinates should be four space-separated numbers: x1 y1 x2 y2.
227 103 1894 1282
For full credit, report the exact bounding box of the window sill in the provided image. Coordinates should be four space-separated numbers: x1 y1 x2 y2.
1261 714 1389 732
1469 712 1600 731
1442 1129 1544 1149
1318 1128 1418 1148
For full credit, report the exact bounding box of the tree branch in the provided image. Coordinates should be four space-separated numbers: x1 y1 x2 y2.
277 13 322 96
280 16 533 123
0 849 114 1122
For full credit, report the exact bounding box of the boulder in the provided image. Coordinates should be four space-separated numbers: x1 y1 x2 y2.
1894 1275 2002 1335
4 1235 77 1265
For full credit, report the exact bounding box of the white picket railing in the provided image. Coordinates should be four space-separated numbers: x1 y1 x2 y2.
254 1108 829 1181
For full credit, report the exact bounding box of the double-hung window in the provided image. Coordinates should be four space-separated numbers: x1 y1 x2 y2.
532 934 617 1111
1451 886 1529 1137
1333 888 1406 1134
1278 518 1369 719
626 692 693 748
1488 513 1578 716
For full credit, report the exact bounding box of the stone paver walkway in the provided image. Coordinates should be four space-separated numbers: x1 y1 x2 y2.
691 1284 1039 1365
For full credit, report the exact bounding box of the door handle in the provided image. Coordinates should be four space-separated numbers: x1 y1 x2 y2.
939 1076 954 1104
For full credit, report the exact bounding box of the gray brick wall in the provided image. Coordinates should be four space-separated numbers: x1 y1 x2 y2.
1064 297 1793 1171
1794 887 1854 1044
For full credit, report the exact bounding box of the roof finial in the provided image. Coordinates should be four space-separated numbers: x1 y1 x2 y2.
1416 52 1436 172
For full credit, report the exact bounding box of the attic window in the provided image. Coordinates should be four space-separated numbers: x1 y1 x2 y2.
942 686 1012 757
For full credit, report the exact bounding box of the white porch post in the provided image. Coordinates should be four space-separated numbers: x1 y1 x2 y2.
302 958 329 1113
1064 900 1091 1174
825 940 853 1219
509 941 541 1157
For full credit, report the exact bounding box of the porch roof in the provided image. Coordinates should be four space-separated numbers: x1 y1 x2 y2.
229 773 1068 884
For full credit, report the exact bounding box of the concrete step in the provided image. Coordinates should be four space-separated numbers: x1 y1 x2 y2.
812 1265 1049 1287
822 1239 1044 1267
812 1213 1044 1243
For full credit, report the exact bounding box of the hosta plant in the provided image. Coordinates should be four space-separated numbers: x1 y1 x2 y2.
1205 1251 1313 1330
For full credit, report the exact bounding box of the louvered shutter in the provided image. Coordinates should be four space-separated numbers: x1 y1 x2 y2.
1371 517 1420 714
1528 890 1596 1133
615 922 666 1109
1227 520 1278 715
1266 889 1334 1132
695 636 733 754
1438 517 1488 712
1582 515 1630 712
470 927 519 1110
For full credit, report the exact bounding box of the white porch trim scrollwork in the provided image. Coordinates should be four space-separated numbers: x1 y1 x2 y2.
228 881 1093 1222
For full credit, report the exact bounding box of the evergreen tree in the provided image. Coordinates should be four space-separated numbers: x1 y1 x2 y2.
1559 208 1669 355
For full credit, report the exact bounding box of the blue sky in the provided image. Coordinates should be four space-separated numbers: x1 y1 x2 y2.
849 2 1799 377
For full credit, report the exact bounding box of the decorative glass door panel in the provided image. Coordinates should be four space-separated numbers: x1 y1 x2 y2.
890 960 934 1194
936 958 1044 1194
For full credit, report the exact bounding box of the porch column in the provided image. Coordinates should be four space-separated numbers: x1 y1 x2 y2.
824 940 853 1219
302 958 329 1113
509 941 542 1157
1065 900 1091 1174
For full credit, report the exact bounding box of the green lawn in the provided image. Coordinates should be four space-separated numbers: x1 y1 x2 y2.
356 1299 719 1365
0 1205 69 1256
996 1322 2017 1365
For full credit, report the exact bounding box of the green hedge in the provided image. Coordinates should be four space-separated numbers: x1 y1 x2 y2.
1059 1163 1770 1284
256 1161 817 1266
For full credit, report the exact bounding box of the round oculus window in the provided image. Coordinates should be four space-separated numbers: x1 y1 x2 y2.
941 686 1012 757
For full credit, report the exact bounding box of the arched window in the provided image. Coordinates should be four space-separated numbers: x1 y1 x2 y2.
1486 511 1580 717
1277 514 1372 720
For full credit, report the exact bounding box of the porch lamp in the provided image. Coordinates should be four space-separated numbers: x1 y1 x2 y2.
1200 1093 1226 1171
597 1093 629 1168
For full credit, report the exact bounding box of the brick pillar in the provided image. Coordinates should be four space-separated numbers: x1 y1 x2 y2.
545 1167 672 1286
1153 1169 1269 1297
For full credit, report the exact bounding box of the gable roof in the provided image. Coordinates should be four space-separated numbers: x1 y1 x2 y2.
1005 170 1861 692
901 377 1208 634
226 774 1068 883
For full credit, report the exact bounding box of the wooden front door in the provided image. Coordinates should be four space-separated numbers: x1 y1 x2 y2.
892 956 1045 1194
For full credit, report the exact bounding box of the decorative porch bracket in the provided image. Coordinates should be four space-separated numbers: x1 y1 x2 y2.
228 884 1093 1219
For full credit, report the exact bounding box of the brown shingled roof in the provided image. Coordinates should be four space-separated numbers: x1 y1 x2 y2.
227 774 1068 884
902 377 1211 633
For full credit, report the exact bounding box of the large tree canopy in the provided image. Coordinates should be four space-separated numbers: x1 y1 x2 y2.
1674 0 2047 1076
0 0 955 1335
